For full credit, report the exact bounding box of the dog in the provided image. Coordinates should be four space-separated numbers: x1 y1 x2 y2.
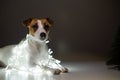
0 18 68 75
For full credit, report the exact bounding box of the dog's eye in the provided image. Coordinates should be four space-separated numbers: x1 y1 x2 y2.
32 24 38 31
44 25 49 31
32 24 38 28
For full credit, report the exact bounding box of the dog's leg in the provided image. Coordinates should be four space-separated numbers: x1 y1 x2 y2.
46 59 68 74
35 63 61 75
61 67 68 73
51 67 68 74
53 69 61 75
55 64 68 73
43 66 62 75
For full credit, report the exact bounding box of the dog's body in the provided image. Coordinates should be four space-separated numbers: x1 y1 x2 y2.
0 18 68 74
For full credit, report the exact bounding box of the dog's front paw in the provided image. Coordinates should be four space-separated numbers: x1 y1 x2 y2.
54 69 61 75
62 67 68 73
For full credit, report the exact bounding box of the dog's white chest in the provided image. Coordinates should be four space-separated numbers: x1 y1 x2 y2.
8 34 50 69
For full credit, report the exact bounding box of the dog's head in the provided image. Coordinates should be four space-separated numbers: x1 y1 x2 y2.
23 18 53 41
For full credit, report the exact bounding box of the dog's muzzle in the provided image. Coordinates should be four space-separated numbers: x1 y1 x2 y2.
40 32 46 40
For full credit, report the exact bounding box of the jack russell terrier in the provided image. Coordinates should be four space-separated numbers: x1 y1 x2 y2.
0 18 68 75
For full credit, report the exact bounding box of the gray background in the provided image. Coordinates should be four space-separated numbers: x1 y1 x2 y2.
0 0 120 60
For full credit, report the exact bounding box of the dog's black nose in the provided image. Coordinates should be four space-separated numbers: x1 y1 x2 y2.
40 32 46 40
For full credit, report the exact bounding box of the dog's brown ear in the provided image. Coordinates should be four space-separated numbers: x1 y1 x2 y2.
23 18 33 27
46 18 54 26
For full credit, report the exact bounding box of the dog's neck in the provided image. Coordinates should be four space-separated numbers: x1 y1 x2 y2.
26 34 47 53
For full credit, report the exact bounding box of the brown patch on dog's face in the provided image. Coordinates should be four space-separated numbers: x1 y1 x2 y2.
40 18 53 32
27 18 38 36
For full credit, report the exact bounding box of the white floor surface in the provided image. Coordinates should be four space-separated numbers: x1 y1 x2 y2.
0 61 120 80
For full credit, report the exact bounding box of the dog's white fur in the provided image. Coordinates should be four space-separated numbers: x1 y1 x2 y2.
0 19 67 74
